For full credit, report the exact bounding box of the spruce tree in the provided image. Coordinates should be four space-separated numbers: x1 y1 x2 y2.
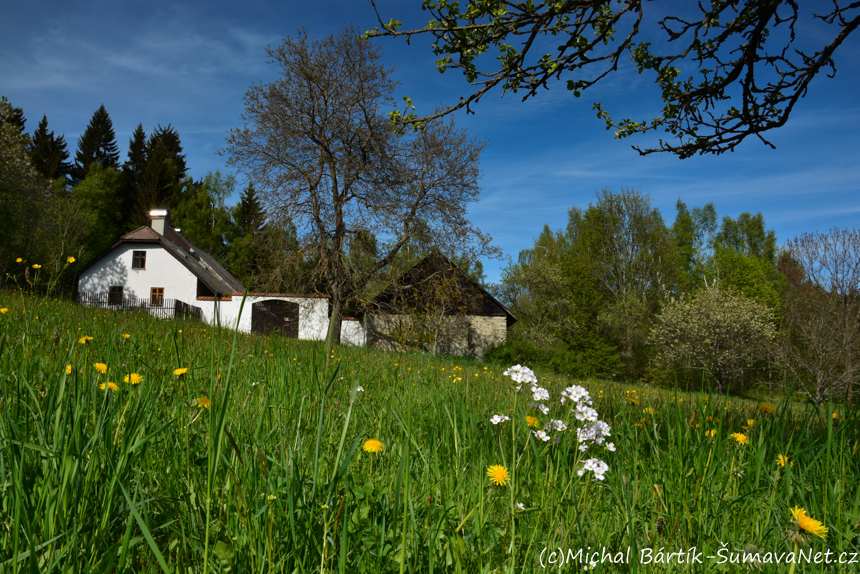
29 115 71 181
119 124 146 228
235 182 265 236
135 124 186 224
0 97 27 134
72 104 120 183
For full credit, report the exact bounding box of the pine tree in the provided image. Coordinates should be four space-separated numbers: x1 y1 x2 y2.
72 104 120 184
228 182 268 282
119 124 146 229
29 115 71 181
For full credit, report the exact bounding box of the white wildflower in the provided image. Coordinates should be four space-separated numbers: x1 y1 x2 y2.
490 414 510 425
533 430 551 442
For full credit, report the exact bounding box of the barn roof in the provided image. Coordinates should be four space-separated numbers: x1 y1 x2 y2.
372 250 517 327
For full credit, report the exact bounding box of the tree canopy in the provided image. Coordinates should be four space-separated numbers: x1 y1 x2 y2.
72 104 120 183
223 26 495 348
367 1 860 157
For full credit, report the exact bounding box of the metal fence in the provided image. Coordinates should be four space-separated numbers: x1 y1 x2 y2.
76 292 204 321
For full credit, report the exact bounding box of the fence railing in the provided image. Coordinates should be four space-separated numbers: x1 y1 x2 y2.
76 292 203 321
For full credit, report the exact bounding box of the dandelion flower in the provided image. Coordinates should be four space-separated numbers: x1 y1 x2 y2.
486 464 509 486
730 432 749 445
67 256 76 264
789 506 827 540
705 429 716 438
99 382 119 392
122 333 131 339
124 373 143 385
525 416 539 428
32 264 42 269
195 397 211 409
362 439 384 453
78 336 94 345
776 454 793 468
173 367 188 377
758 403 775 414
65 364 72 375
93 363 108 375
16 257 22 263
747 419 756 427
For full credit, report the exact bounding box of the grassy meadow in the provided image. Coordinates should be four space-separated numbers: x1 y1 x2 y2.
1 290 859 573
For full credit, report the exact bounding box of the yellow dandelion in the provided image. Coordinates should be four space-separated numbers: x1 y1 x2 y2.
67 256 76 264
730 432 749 445
16 257 22 263
0 308 7 314
32 264 41 269
93 363 108 375
525 416 539 428
747 419 756 427
758 403 775 414
122 333 130 339
65 364 72 375
174 367 189 377
78 336 94 345
705 429 716 438
790 506 827 539
99 382 119 392
486 464 509 486
195 397 211 409
776 454 793 468
362 439 384 453
124 373 143 385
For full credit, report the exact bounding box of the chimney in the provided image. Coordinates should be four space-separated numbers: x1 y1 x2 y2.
150 209 168 235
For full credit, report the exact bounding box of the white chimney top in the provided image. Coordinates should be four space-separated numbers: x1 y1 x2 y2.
150 209 168 235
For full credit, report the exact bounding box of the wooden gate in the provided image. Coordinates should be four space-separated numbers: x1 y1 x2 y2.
251 300 299 337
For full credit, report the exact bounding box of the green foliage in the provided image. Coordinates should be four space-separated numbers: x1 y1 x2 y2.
650 285 776 393
72 104 120 184
28 114 71 182
0 97 50 271
134 125 187 226
70 163 125 257
119 123 147 230
172 171 237 261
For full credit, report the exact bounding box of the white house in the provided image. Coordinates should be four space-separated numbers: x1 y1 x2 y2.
76 210 365 344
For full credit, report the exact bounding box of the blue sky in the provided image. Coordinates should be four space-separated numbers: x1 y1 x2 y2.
3 1 859 283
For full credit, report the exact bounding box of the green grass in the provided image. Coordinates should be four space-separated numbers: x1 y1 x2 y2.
1 289 859 573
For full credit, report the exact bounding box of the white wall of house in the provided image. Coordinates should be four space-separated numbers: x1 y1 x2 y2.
78 244 198 304
340 319 366 347
201 296 330 340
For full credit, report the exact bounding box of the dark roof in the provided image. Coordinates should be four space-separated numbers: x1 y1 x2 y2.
79 224 245 296
372 250 517 327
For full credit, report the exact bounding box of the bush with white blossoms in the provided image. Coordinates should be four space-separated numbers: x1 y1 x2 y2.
491 365 616 482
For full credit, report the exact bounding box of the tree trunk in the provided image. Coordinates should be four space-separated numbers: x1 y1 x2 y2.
325 293 342 358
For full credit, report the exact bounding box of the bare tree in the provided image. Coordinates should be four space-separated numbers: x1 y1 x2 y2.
222 27 495 350
774 229 860 403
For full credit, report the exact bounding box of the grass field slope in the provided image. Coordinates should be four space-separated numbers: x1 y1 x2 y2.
1 290 859 573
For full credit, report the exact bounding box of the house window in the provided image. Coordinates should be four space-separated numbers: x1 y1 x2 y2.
109 286 123 305
132 251 146 270
150 288 164 307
